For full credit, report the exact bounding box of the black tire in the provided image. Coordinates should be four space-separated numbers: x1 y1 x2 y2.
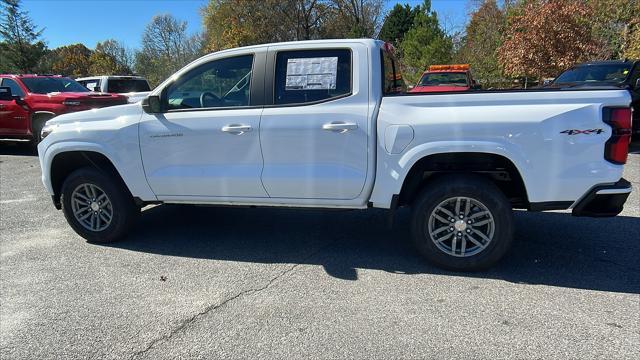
61 167 139 243
410 174 514 271
29 114 52 147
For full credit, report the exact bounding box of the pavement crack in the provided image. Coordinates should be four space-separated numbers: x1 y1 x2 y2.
130 242 330 359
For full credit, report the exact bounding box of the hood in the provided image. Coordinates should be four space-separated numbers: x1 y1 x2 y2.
30 91 128 102
47 103 142 126
409 85 469 93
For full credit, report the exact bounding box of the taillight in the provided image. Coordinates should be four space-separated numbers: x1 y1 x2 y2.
603 107 632 164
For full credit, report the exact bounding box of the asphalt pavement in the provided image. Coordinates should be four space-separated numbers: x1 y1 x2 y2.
1 143 639 359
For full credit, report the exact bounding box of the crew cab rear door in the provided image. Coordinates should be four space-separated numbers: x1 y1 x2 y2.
139 50 268 198
259 44 369 199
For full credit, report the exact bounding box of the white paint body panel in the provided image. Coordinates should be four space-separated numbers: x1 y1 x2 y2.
139 108 267 198
369 90 630 207
38 39 632 211
260 42 370 200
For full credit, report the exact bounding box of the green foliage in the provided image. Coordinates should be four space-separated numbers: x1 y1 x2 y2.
0 0 46 73
89 39 134 75
135 14 203 87
589 0 639 59
455 0 505 86
400 0 453 83
378 3 419 47
49 44 92 77
202 0 384 52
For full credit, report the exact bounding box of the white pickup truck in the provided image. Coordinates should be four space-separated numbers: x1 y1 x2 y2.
37 39 634 270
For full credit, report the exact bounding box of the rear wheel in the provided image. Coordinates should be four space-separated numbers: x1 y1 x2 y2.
61 167 139 243
410 175 514 271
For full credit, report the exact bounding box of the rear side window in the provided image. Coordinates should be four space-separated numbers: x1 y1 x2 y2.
381 44 405 95
1 78 25 97
274 49 351 105
107 79 151 93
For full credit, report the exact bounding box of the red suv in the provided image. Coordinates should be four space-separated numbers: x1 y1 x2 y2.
0 74 128 144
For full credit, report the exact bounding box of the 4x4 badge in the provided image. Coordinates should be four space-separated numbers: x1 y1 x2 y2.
560 129 604 135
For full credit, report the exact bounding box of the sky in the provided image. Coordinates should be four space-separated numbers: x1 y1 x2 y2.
22 0 469 50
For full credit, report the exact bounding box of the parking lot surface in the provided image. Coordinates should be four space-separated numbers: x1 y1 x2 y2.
1 144 639 359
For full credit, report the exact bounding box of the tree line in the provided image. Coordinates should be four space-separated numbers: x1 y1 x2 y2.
1 0 639 89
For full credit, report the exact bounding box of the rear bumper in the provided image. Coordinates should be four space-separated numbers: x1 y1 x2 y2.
572 178 632 217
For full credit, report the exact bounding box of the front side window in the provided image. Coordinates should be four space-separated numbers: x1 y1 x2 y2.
274 49 351 105
1 78 25 97
166 54 254 110
21 77 89 94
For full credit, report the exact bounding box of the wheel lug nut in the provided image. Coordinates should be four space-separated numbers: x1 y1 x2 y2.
467 220 472 224
466 229 471 233
457 232 462 237
459 215 464 219
449 227 454 231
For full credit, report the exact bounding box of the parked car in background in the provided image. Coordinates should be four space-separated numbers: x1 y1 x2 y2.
546 60 639 140
76 75 151 103
38 39 633 271
409 64 480 93
0 74 128 145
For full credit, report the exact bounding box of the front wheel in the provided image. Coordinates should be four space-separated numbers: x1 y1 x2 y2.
410 175 514 271
61 167 139 243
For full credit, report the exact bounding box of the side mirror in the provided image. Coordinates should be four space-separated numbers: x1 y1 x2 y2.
473 83 482 90
142 95 163 113
542 79 554 87
0 86 13 101
635 78 640 89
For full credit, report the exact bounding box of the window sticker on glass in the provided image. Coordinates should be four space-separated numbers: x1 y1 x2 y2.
285 57 338 90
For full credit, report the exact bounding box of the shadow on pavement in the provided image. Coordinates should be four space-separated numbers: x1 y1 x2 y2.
0 142 37 156
107 204 640 294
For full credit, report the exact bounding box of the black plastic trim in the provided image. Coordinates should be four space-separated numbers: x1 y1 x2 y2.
528 201 573 212
572 178 632 217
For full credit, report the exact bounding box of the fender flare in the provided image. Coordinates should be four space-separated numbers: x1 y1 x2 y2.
370 141 533 208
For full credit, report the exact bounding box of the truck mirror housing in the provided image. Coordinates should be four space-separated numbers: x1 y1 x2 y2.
0 86 13 101
142 95 163 114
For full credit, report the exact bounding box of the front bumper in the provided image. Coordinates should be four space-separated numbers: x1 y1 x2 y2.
572 178 632 217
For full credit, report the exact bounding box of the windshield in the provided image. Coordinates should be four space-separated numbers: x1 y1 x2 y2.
21 77 89 94
554 64 632 84
107 79 151 93
418 72 468 86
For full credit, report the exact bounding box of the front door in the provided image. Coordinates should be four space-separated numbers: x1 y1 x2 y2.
260 47 369 200
139 53 268 198
0 78 29 136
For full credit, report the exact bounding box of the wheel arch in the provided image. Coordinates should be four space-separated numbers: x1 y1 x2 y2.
49 150 133 209
397 152 530 209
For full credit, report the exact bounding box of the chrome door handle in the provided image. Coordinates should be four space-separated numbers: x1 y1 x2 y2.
322 121 358 133
221 124 252 134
